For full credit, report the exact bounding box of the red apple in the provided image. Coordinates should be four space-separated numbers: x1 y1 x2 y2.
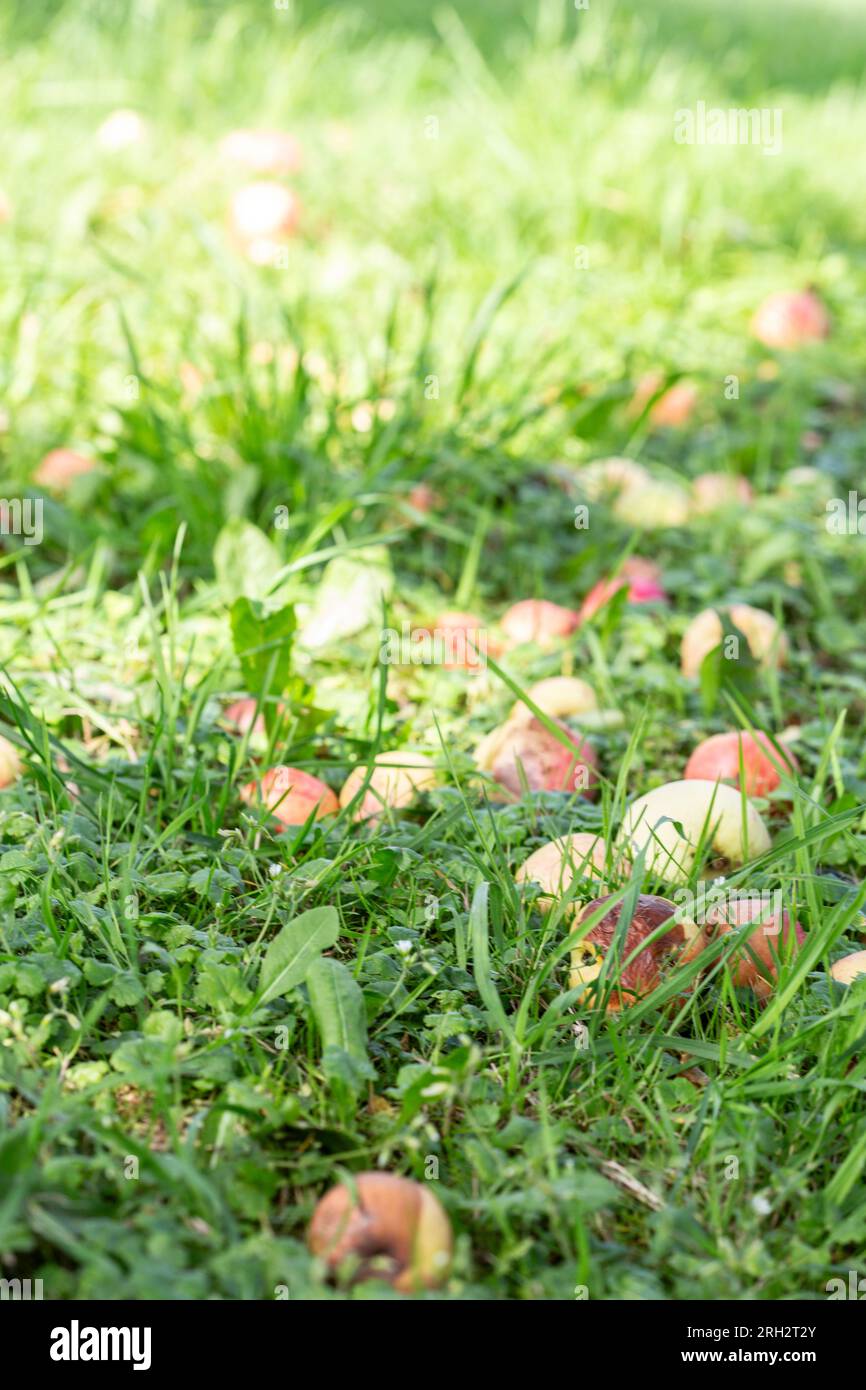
683 898 806 999
578 557 665 623
240 765 338 827
571 894 688 1010
684 730 798 798
34 449 96 492
751 291 829 349
475 716 598 800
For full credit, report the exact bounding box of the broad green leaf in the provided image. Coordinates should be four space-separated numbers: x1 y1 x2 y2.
299 548 392 649
258 905 340 1006
230 597 296 705
214 519 282 603
305 956 372 1090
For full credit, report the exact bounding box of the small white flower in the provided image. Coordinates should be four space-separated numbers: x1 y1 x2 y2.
395 939 413 955
751 1194 772 1216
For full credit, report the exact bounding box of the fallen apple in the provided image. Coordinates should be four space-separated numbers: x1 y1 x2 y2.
240 765 338 827
406 482 442 515
339 750 437 821
475 716 598 800
224 698 267 736
691 472 754 514
830 951 866 986
500 599 580 647
34 449 96 492
683 897 806 999
509 675 598 724
629 371 698 427
578 557 665 623
308 1172 452 1292
570 893 691 1010
684 730 798 798
516 834 606 908
680 603 787 679
219 128 303 174
613 479 691 529
618 778 771 884
416 610 491 670
96 108 147 151
578 456 651 500
751 290 829 350
230 181 300 262
0 734 22 788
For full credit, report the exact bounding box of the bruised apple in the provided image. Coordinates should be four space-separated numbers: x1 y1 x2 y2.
475 716 598 800
240 765 338 827
683 897 806 999
685 730 798 798
308 1172 452 1292
570 893 692 1010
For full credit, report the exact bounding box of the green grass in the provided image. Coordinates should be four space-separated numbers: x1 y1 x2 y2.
1 0 866 1300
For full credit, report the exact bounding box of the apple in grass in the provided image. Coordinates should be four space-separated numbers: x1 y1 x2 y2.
0 735 22 788
508 675 598 724
96 109 147 151
308 1172 452 1292
223 698 286 737
691 472 754 514
617 779 771 885
630 372 698 428
339 750 437 821
830 951 866 986
34 449 96 492
475 716 598 800
219 129 303 175
578 456 651 500
680 603 787 679
500 599 580 648
578 557 666 623
229 181 301 263
751 290 829 349
685 730 798 798
240 765 338 827
613 479 691 529
570 894 692 1011
516 834 607 909
682 897 806 1000
414 610 492 671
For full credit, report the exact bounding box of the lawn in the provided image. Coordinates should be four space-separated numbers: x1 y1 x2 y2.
1 0 866 1301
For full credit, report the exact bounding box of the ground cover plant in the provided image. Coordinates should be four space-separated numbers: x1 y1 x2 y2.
1 0 866 1301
